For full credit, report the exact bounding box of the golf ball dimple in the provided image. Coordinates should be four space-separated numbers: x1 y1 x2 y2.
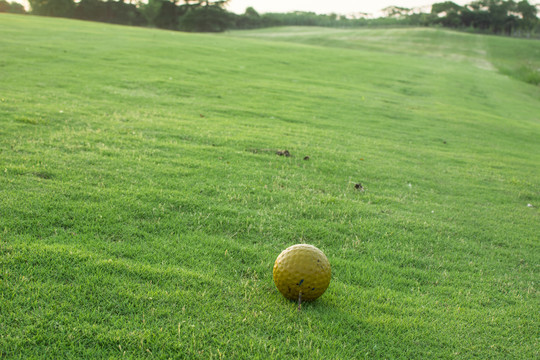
273 244 331 301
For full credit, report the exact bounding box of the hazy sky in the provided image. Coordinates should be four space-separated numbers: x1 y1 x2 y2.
225 0 471 16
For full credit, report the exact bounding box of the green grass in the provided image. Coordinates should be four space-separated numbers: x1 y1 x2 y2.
1 15 539 358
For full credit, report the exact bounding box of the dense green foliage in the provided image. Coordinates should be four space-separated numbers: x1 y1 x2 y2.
73 0 146 27
28 0 75 17
0 0 25 13
16 0 540 35
1 14 539 359
247 1 540 36
23 0 230 31
427 0 539 35
179 4 233 32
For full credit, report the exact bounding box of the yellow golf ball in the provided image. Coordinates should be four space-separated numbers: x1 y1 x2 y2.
273 244 331 301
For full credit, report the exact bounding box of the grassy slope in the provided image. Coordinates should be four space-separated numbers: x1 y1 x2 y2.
1 15 539 358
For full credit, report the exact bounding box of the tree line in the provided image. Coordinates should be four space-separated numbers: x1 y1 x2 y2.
382 1 539 36
1 0 538 36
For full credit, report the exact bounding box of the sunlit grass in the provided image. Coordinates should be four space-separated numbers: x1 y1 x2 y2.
1 14 539 358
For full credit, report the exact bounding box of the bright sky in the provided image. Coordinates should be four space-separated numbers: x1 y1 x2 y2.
225 0 471 16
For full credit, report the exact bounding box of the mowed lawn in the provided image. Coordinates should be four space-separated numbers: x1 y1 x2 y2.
1 14 539 359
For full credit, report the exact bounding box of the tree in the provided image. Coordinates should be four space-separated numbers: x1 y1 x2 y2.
0 0 10 12
0 0 26 13
11 0 24 12
244 6 259 18
138 0 162 25
153 0 181 29
516 0 538 33
73 0 105 21
485 0 519 34
179 4 232 32
234 7 261 29
431 2 464 27
29 0 75 17
382 6 412 19
181 0 228 8
432 1 463 14
73 0 146 25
